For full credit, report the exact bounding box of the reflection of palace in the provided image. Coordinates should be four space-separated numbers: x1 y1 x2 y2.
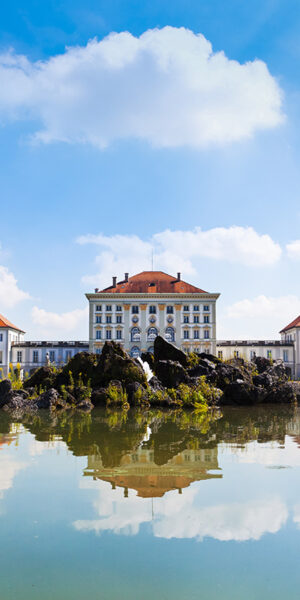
84 445 222 498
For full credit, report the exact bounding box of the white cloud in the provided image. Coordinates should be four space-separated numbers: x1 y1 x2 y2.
0 27 283 148
220 294 300 339
78 226 282 288
0 265 30 308
286 240 300 260
226 294 300 320
31 305 88 335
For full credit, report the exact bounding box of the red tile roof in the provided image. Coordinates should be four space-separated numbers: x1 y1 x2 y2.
100 271 207 294
280 315 300 333
0 314 25 333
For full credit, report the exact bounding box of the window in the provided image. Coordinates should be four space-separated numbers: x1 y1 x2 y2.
116 305 122 312
66 350 72 361
95 348 102 355
96 316 102 323
116 330 122 340
267 350 272 360
149 305 156 314
130 346 140 358
96 330 102 339
49 351 55 363
147 346 154 354
116 315 122 324
283 350 289 362
132 305 139 314
106 305 112 312
194 316 199 323
234 350 239 358
204 305 210 312
0 334 2 341
147 327 158 342
106 330 112 340
183 316 189 323
0 351 2 363
204 330 210 339
218 351 223 360
250 350 256 360
96 305 102 312
165 327 175 342
17 351 22 362
193 305 199 312
106 316 112 324
204 315 210 323
131 327 141 342
194 330 199 339
183 305 189 312
166 306 173 314
184 330 189 339
33 351 39 363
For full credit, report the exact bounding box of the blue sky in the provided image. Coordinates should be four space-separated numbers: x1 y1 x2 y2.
1 0 300 340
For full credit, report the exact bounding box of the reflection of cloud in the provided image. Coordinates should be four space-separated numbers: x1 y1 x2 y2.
293 504 300 528
154 495 287 542
0 455 27 500
74 479 287 542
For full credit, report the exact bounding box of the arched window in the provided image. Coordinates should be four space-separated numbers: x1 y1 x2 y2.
130 346 141 358
147 346 154 354
147 327 158 342
131 327 141 342
165 327 175 342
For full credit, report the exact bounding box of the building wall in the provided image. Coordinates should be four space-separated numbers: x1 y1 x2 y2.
0 328 25 377
8 342 89 376
217 341 295 375
281 328 300 378
86 293 219 357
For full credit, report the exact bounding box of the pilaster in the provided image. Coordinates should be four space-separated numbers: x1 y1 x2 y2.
175 304 182 348
124 305 130 351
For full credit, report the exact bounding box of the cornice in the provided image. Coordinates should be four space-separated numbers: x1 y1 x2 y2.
85 292 220 300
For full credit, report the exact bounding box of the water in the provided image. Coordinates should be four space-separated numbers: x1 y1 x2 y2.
0 405 300 599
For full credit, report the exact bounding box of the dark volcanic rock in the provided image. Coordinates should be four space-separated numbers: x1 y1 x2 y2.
23 366 56 391
148 376 165 392
36 388 67 410
221 381 265 406
126 382 150 406
198 352 222 365
154 360 189 388
55 352 97 388
94 342 147 388
154 336 188 367
254 356 272 374
141 352 155 369
0 379 13 407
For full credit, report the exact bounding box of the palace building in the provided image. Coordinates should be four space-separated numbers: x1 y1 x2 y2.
86 271 220 357
0 313 88 376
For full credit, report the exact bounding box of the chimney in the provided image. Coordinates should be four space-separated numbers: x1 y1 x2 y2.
177 272 181 281
94 288 99 293
112 276 117 287
125 272 129 282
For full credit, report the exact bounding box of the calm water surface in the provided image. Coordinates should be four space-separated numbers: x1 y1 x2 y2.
0 406 300 600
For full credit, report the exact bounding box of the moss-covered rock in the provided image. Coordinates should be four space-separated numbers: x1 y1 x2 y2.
23 366 56 391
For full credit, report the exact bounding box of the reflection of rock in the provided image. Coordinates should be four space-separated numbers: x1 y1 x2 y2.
84 444 221 498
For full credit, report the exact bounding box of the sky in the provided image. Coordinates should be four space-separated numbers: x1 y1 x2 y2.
1 0 300 340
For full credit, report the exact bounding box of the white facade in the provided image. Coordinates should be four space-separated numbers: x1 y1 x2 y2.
0 324 25 377
10 341 89 375
86 274 220 357
280 322 300 378
216 340 294 374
